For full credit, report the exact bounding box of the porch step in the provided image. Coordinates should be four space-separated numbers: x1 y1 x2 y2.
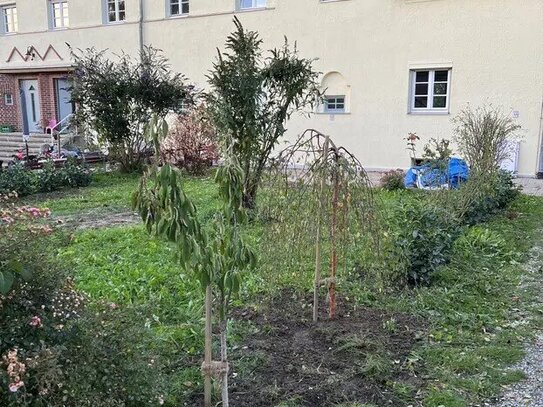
0 133 54 166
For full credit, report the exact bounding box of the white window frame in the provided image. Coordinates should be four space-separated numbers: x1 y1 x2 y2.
409 68 451 114
168 0 189 17
324 95 346 114
104 0 126 23
49 0 69 29
237 0 266 11
1 5 17 34
4 93 13 105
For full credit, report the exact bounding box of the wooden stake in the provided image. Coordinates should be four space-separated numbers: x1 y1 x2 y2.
313 136 330 323
220 318 229 407
329 153 339 320
204 284 212 407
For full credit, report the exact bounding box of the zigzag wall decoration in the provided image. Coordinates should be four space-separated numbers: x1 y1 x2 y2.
6 45 64 63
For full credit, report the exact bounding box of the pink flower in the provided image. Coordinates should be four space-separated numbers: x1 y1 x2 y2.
30 316 42 328
9 381 24 392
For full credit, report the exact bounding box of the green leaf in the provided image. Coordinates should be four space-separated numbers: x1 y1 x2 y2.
0 271 15 295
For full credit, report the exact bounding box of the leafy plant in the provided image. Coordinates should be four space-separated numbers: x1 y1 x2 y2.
0 163 38 196
133 116 256 407
38 161 64 193
161 105 219 175
453 104 521 176
61 157 92 188
71 46 195 172
388 199 460 285
207 18 321 208
380 170 405 191
422 138 453 162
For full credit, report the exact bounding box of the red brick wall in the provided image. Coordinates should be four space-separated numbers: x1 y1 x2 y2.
0 74 20 131
0 71 70 132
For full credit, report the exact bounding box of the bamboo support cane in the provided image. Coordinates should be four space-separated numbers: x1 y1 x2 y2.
313 136 330 323
204 284 212 407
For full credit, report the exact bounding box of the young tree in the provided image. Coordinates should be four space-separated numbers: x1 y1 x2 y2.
133 116 255 407
453 104 521 176
207 18 321 209
71 46 194 172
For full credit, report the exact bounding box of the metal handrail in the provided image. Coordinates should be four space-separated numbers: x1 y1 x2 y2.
51 113 74 134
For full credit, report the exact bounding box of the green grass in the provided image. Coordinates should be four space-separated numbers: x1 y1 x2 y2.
45 172 543 406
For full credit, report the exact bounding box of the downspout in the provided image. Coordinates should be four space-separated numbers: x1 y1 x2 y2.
537 92 543 178
138 0 144 55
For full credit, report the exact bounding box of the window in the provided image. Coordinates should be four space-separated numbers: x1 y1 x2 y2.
4 94 13 105
238 0 266 10
410 69 451 112
106 0 125 23
50 0 69 28
324 96 345 113
169 0 189 16
2 5 17 33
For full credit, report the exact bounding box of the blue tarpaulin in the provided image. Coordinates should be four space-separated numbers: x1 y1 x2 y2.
404 158 469 189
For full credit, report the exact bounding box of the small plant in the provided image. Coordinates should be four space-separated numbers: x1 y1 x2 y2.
404 132 420 163
380 170 405 191
61 157 92 188
38 161 63 193
161 105 219 175
0 163 37 196
422 138 453 162
134 116 256 407
453 104 521 176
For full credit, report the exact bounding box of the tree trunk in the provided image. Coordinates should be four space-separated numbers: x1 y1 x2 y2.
204 284 213 407
219 318 229 407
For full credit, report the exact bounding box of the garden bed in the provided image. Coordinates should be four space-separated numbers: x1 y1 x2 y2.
224 290 425 407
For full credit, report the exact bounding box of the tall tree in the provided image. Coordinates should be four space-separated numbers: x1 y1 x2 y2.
71 46 194 172
207 18 321 209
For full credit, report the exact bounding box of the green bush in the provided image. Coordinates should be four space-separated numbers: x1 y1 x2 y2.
0 160 91 197
380 170 405 191
38 161 64 193
0 163 38 196
458 170 521 225
0 224 172 406
388 198 461 285
61 158 92 188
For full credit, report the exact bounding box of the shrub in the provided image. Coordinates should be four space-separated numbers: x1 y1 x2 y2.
453 104 521 176
0 199 172 405
388 199 461 285
71 46 195 173
38 161 64 193
380 170 405 191
0 161 91 197
452 170 521 225
61 158 92 188
161 105 219 175
0 164 38 196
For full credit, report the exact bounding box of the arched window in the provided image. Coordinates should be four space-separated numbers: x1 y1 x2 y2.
320 71 350 114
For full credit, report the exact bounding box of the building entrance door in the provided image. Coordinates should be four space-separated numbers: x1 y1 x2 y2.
20 80 41 133
54 78 74 123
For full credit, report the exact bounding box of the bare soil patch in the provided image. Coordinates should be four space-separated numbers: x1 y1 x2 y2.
191 290 426 406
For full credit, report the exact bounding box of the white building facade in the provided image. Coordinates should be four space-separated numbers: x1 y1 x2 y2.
0 0 542 175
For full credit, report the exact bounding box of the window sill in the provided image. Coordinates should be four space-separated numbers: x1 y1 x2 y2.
235 7 269 13
320 0 351 3
316 112 351 116
408 110 450 116
168 13 189 19
104 20 126 25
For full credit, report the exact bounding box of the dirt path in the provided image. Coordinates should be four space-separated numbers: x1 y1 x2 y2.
53 209 141 230
493 242 543 406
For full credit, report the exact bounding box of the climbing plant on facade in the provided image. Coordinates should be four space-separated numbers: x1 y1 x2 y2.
133 116 256 407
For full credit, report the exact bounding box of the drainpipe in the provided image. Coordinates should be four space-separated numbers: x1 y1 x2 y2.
138 0 145 55
537 95 543 178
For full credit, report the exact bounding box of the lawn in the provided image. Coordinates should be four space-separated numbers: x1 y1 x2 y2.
30 171 543 406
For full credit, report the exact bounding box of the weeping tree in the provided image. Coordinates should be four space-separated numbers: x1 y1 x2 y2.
262 129 379 321
207 18 321 209
133 117 256 407
71 46 194 172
